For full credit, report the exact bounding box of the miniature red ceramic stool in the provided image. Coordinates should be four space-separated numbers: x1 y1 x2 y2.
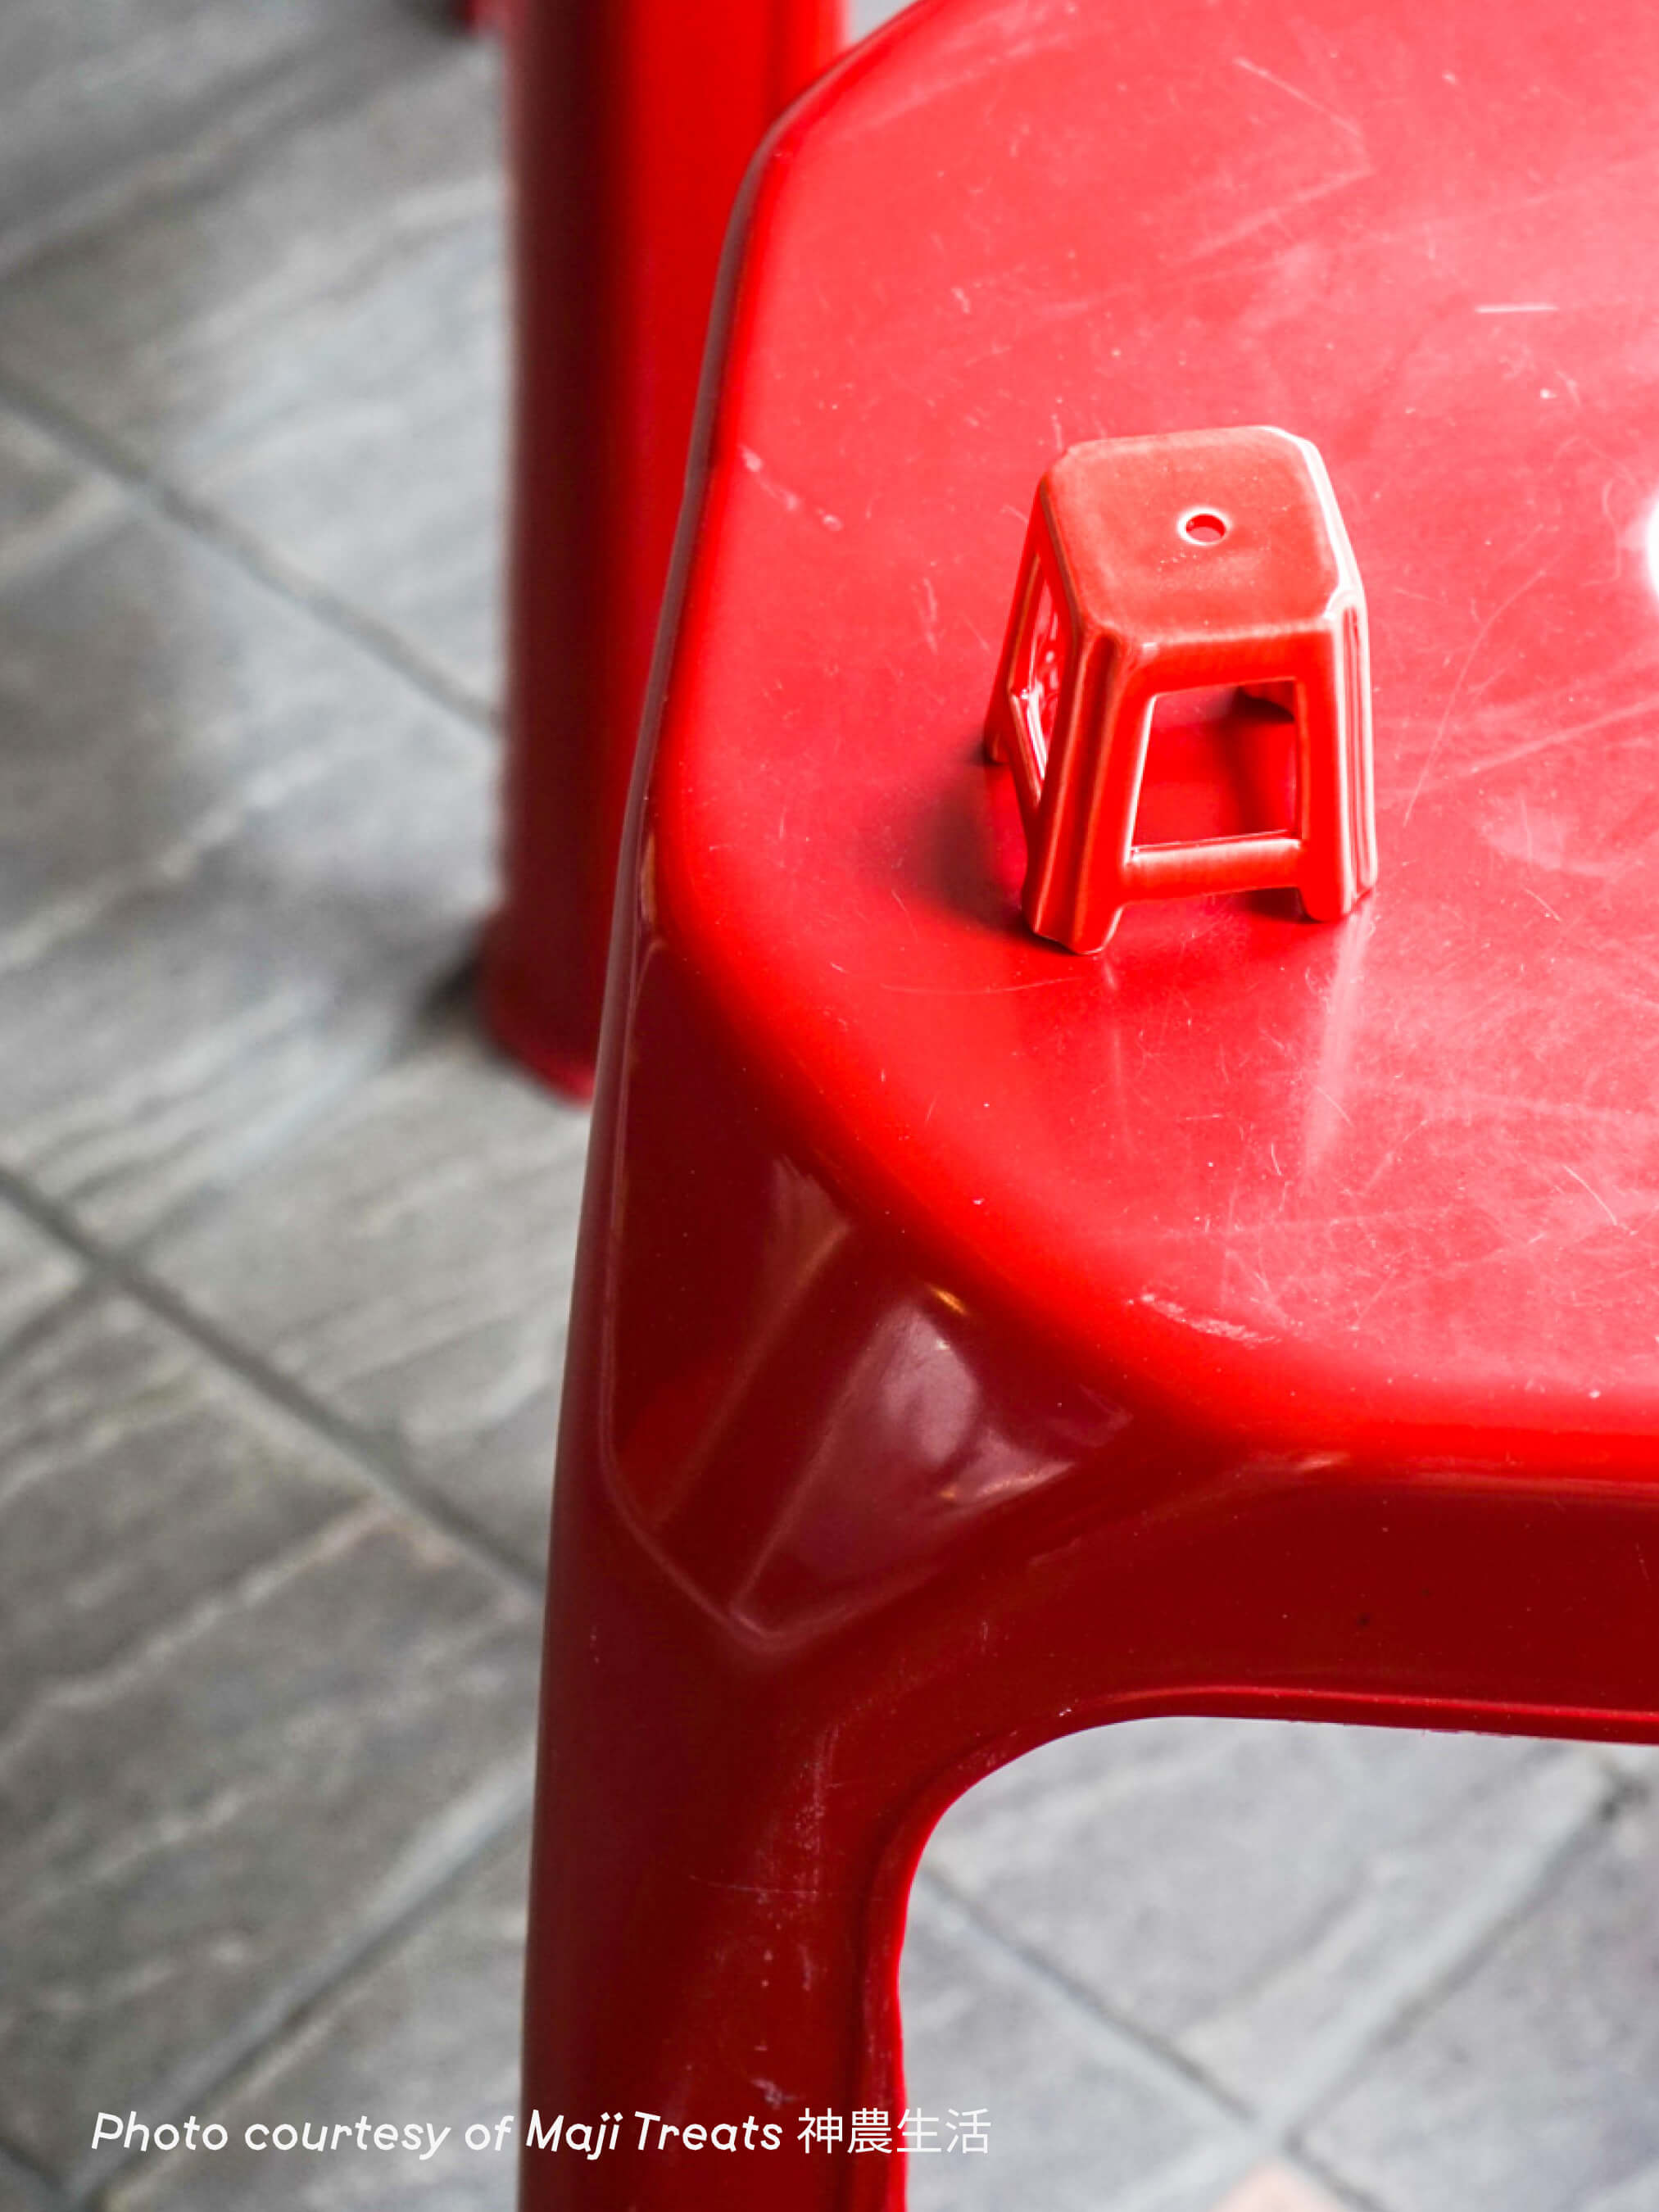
520 0 1659 2204
987 427 1376 950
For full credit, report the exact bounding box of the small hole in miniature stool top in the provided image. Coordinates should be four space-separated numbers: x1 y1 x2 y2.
1181 510 1228 544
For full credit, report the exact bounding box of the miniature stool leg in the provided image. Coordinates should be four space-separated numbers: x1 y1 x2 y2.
1022 658 1147 953
1294 617 1372 923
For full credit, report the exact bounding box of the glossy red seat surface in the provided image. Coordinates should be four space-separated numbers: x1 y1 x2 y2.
662 0 1659 1453
522 1 1659 2203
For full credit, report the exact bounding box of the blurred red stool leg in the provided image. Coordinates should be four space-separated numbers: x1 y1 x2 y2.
482 0 843 1096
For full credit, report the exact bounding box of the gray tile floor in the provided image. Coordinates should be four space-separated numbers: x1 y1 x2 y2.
0 6 1656 2211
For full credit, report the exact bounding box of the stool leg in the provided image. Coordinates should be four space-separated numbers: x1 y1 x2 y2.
521 1471 936 2211
512 940 1200 2210
482 0 843 1097
1294 617 1377 924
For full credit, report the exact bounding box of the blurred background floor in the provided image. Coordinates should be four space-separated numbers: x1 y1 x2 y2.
0 6 1657 2210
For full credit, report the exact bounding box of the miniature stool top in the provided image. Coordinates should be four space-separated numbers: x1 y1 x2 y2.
646 0 1659 1458
1035 428 1349 644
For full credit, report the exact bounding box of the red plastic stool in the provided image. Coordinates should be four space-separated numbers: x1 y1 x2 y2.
987 426 1376 950
521 0 1659 2203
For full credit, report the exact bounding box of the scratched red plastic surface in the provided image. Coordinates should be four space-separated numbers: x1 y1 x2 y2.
520 9 1659 2204
657 0 1659 1455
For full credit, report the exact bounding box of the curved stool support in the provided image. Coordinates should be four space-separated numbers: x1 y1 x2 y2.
521 934 1659 2210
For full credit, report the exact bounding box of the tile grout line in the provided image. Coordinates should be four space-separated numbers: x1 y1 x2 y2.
0 2138 74 2212
64 1756 537 2207
913 1864 1252 2128
925 1747 1637 2212
1272 1763 1631 2160
0 366 501 747
1158 1766 1633 2212
0 1268 107 1384
0 0 496 297
116 959 529 1266
0 1161 547 1603
1095 1764 1625 2212
0 25 439 294
1291 2142 1399 2212
0 21 527 2205
1188 1737 1574 2047
1101 2126 1358 2212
